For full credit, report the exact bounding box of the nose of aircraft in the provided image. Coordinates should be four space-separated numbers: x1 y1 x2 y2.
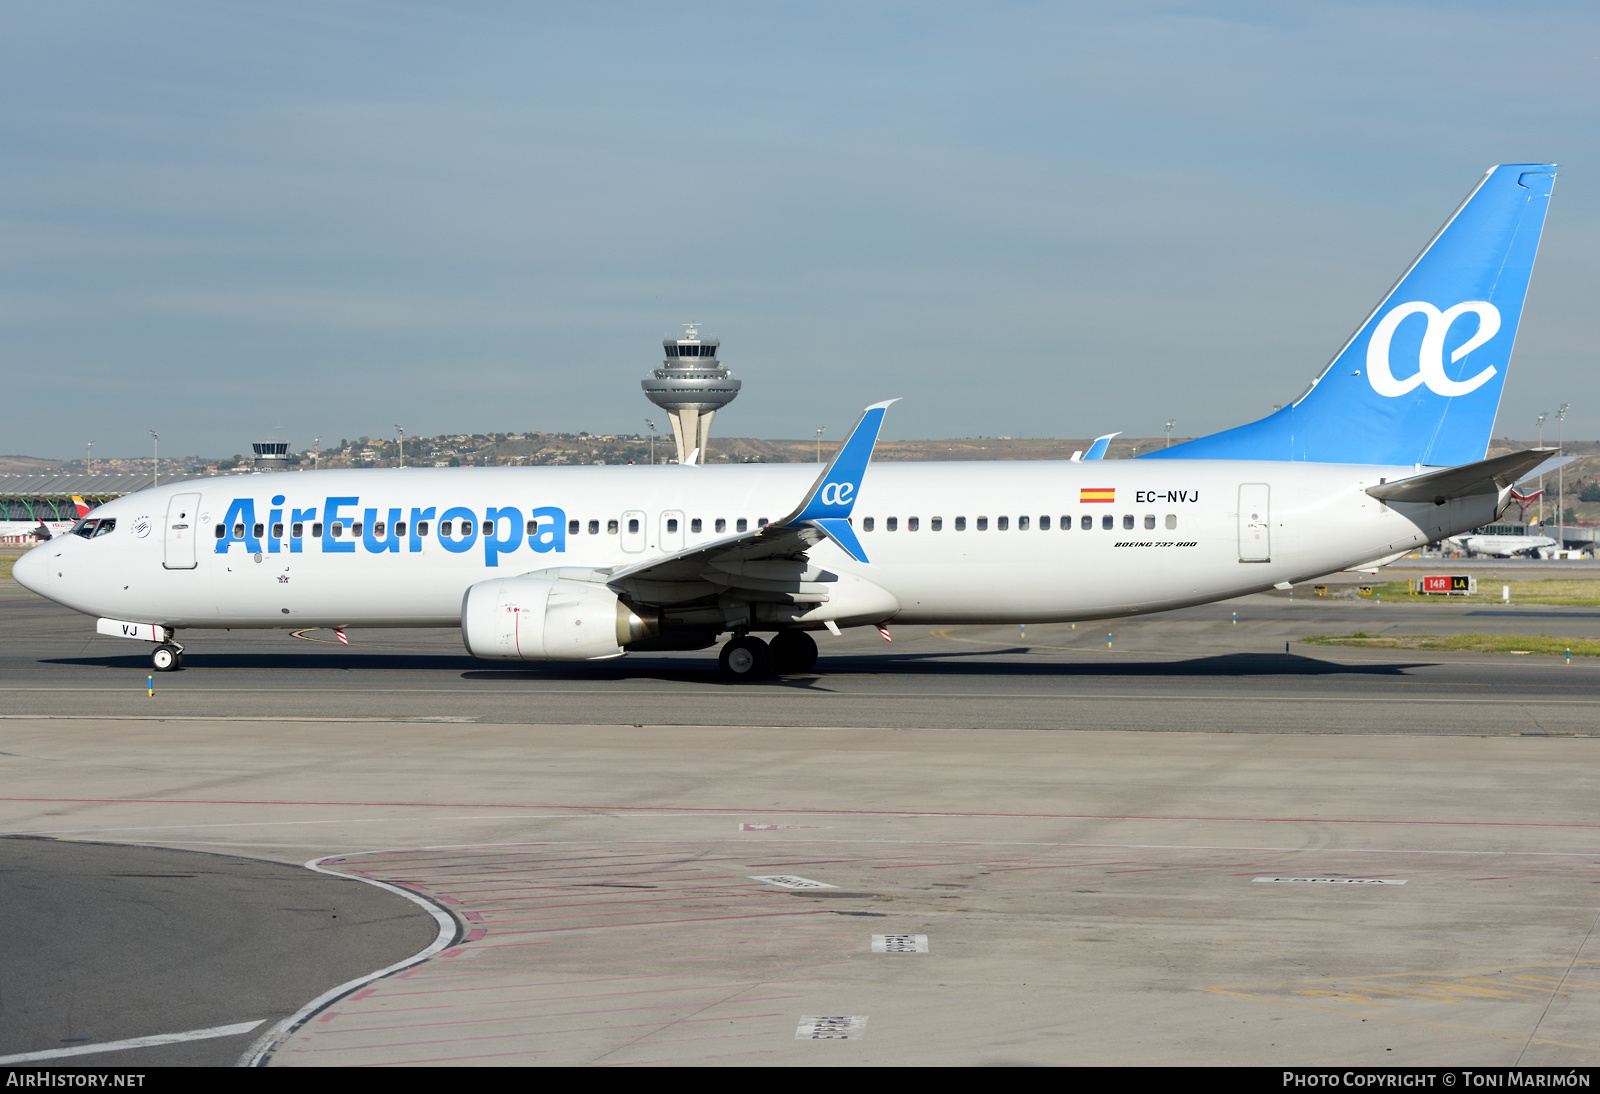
12 543 47 593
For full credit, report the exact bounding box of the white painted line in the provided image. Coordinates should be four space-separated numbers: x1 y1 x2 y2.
797 1015 867 1040
750 874 837 889
740 823 829 831
1253 877 1407 885
872 933 929 953
238 854 461 1067
0 1020 265 1064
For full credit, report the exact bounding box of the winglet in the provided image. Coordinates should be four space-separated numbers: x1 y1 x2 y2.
779 399 899 563
1084 432 1120 460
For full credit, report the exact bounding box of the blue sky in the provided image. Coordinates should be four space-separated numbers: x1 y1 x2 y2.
3 1 1596 457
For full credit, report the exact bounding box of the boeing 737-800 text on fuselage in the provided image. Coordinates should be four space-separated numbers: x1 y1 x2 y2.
15 164 1561 679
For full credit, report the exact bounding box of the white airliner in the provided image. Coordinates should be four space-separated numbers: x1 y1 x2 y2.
14 164 1563 679
1445 526 1559 558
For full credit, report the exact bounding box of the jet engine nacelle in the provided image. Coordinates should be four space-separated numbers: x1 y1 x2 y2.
461 572 653 661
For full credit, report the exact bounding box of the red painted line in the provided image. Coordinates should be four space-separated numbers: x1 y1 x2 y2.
873 857 1035 869
12 795 1598 830
299 1011 788 1055
306 981 829 1029
461 911 483 922
316 1012 341 1023
318 994 804 1024
348 988 377 1002
465 890 784 912
984 858 1148 872
463 928 487 942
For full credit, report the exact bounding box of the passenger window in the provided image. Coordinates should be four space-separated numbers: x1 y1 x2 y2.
291 522 303 538
373 522 385 536
483 521 494 535
758 518 769 527
1144 514 1155 530
955 516 966 531
273 522 285 538
1165 514 1177 530
931 517 942 531
235 522 247 538
629 518 640 533
568 519 580 535
1101 515 1113 530
691 518 702 533
395 522 406 536
418 521 429 536
997 516 1008 531
715 518 726 533
215 524 225 538
439 521 452 537
907 517 919 531
1061 515 1070 530
1039 515 1050 530
1081 514 1092 530
352 522 363 537
607 519 619 534
312 522 324 537
1019 516 1030 531
1123 514 1134 530
526 520 537 535
588 520 600 534
977 517 988 531
331 523 343 538
863 517 875 532
666 518 678 533
736 518 748 532
886 517 897 532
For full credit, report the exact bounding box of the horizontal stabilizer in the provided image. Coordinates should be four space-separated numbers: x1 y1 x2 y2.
1365 448 1557 505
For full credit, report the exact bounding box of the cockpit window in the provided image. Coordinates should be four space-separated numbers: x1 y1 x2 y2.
73 519 99 539
92 518 116 537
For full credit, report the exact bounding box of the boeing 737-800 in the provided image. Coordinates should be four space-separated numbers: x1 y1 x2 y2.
14 164 1561 679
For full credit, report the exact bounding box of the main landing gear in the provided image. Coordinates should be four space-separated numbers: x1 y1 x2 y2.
717 630 819 681
151 643 184 672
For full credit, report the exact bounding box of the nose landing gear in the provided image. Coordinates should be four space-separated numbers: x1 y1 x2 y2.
151 643 184 671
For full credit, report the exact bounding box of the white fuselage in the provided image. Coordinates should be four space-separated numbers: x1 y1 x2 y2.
1448 533 1557 558
16 460 1499 633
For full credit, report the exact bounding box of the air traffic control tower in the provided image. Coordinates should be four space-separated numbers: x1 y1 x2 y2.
641 324 740 464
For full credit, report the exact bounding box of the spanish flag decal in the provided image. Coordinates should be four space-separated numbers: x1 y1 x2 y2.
1080 488 1115 504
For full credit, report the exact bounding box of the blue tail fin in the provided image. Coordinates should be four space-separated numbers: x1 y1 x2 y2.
1143 164 1556 466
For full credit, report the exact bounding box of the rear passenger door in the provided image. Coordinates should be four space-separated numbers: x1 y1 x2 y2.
1237 484 1270 562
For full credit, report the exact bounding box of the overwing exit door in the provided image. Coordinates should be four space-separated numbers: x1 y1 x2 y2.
163 492 201 570
621 510 646 553
1237 484 1270 562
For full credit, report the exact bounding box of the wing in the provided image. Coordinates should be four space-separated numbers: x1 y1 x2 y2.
598 400 897 610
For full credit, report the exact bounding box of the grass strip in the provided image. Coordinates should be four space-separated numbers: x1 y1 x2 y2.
1301 578 1600 606
1302 632 1600 657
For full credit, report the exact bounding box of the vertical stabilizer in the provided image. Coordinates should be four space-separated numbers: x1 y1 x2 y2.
1144 164 1556 466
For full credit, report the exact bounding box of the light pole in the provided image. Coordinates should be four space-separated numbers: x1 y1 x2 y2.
1164 419 1175 448
1537 412 1547 523
149 430 159 487
815 427 825 464
645 419 656 465
395 425 405 469
85 440 93 472
313 436 321 471
1557 402 1569 554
